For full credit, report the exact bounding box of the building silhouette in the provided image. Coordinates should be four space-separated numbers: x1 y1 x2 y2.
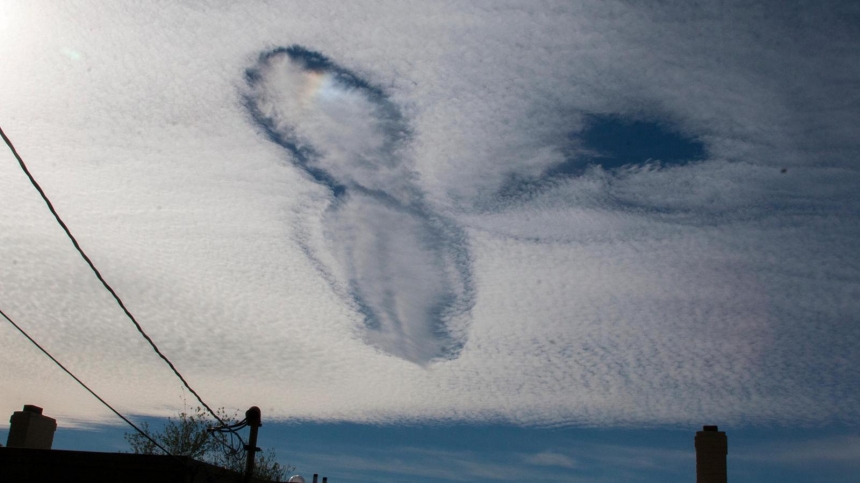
1 404 271 483
4 404 729 482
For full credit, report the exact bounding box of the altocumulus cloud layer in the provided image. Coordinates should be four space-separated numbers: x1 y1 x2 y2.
244 47 472 364
1 1 859 428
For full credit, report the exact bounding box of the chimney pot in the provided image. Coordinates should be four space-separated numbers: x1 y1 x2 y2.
695 425 727 483
23 405 43 415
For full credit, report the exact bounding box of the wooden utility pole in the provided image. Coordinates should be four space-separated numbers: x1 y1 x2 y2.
243 406 262 483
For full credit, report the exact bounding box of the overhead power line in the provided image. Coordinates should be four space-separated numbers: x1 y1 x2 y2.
0 306 179 460
0 125 224 425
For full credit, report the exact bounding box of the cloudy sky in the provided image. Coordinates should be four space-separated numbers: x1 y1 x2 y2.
1 1 858 481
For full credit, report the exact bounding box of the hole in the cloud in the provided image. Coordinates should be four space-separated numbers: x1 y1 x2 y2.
552 115 706 176
244 45 473 364
497 114 707 200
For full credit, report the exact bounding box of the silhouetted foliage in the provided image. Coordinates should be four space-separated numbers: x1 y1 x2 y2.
125 404 294 482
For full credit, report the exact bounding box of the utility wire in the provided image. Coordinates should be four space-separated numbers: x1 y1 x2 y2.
209 418 249 458
0 306 182 462
2 305 245 480
0 125 224 425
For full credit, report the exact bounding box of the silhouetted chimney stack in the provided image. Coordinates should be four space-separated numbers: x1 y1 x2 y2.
6 405 57 450
695 425 727 483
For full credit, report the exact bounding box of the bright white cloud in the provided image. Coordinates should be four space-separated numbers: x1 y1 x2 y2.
0 0 858 430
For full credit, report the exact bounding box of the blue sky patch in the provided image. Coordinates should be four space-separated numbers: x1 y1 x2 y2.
554 115 707 176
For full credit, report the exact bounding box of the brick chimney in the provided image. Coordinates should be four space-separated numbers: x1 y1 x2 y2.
695 425 727 483
6 405 57 449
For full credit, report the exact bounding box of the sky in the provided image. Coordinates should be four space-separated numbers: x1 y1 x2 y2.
1 1 859 481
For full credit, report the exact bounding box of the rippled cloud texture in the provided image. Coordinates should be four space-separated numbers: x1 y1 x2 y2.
0 1 858 428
